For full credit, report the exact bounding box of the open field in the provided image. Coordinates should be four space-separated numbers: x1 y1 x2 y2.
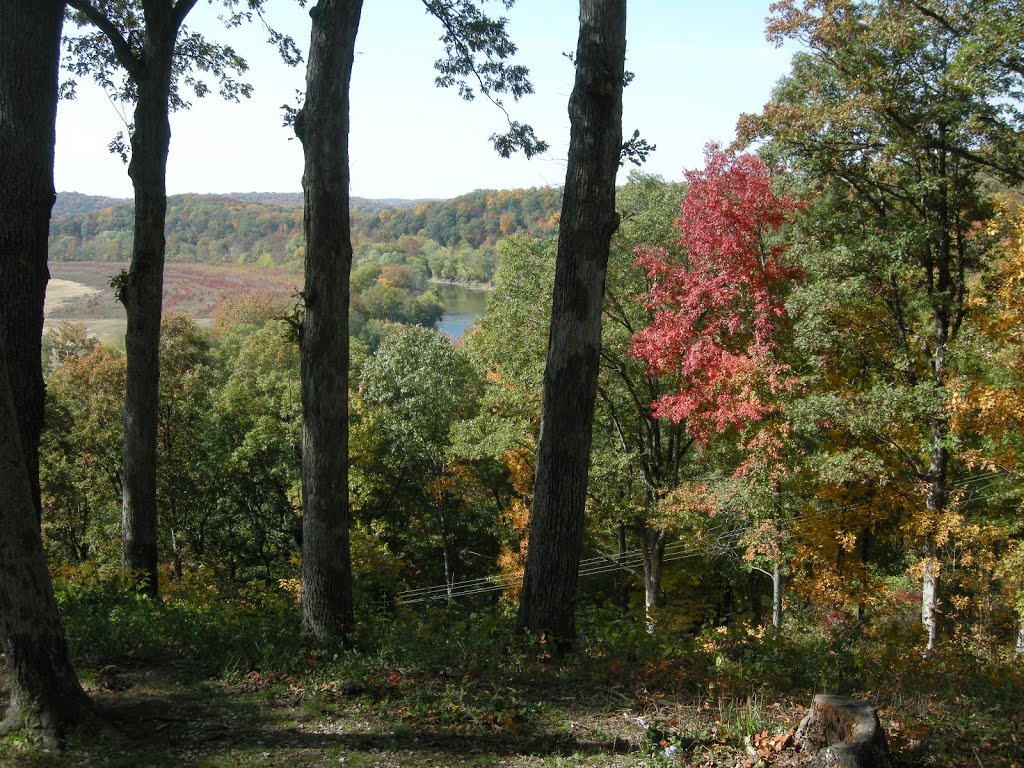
45 262 302 345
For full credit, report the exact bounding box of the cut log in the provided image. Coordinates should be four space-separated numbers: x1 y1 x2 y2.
794 694 892 768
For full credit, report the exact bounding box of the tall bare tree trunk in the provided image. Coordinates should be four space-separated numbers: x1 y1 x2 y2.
772 481 783 631
516 0 625 645
0 0 63 521
119 2 197 597
296 0 362 640
0 5 93 733
922 345 950 656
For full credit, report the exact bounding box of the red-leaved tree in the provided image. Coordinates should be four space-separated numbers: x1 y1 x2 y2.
632 145 801 442
633 144 803 630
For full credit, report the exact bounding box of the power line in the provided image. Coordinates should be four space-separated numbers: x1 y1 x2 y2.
398 524 748 604
398 471 1018 605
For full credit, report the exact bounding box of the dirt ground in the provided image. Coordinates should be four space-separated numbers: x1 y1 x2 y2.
0 662 814 768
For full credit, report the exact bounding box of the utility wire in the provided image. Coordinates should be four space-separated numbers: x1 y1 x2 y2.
399 525 747 604
399 471 1016 605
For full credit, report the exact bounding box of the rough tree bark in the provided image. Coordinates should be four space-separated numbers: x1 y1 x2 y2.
119 9 181 595
0 0 93 746
0 0 64 520
921 148 954 656
67 0 200 596
516 0 626 644
295 0 362 640
0 346 93 748
66 0 205 596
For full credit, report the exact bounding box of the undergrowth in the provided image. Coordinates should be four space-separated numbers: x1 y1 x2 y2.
20 568 1020 767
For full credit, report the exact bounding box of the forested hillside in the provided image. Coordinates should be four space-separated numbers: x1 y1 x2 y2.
48 187 563 282
51 191 131 217
355 186 562 247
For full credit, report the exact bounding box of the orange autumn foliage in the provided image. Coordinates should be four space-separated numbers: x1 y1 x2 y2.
496 447 533 602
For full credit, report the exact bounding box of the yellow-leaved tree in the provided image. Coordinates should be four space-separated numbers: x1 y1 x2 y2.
954 202 1024 656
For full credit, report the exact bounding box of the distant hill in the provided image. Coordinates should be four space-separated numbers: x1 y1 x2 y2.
211 192 427 212
53 192 132 217
53 190 423 215
48 188 563 278
351 187 562 249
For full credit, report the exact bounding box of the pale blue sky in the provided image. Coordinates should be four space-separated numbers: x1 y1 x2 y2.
54 0 797 200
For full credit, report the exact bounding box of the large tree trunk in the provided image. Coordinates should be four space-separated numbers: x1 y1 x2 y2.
0 344 93 748
516 0 625 644
919 145 955 656
0 0 93 744
0 0 63 521
296 0 362 641
119 6 183 597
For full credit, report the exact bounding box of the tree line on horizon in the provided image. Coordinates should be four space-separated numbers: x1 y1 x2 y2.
47 186 564 283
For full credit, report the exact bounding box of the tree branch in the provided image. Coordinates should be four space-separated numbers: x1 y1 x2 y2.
171 0 200 31
66 0 143 79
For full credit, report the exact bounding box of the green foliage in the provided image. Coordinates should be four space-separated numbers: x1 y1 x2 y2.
27 5 1024 765
422 0 548 158
30 565 1024 768
49 194 306 266
52 565 302 671
352 325 497 591
62 0 291 116
40 319 99 376
41 337 125 567
734 0 1024 642
459 235 555 461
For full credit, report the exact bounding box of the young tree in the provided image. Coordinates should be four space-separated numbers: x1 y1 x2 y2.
156 314 215 579
211 319 303 586
63 0 292 595
516 0 627 644
0 0 65 519
590 173 690 631
630 148 802 630
355 325 485 594
740 0 1023 652
42 340 126 567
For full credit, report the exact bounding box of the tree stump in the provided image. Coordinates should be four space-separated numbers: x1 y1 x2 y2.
794 694 892 768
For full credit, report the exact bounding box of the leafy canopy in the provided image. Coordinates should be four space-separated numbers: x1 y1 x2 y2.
632 145 802 442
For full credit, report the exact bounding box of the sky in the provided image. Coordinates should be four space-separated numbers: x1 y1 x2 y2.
53 0 798 201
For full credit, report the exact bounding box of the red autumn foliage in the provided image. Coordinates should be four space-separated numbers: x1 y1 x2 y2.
632 145 802 442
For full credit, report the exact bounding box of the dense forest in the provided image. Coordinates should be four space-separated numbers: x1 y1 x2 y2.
2 0 1024 766
47 186 563 283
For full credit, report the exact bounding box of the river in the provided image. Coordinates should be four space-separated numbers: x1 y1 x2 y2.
433 283 488 341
